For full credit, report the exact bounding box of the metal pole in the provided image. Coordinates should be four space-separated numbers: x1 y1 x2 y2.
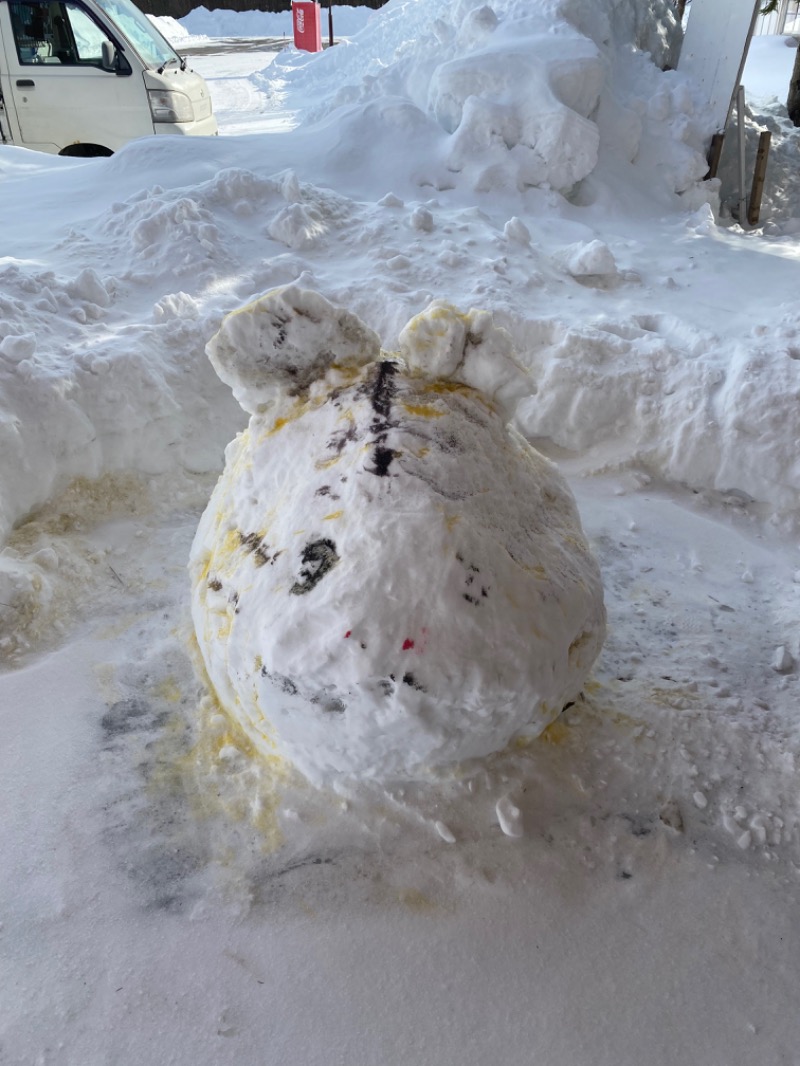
737 84 747 225
328 0 334 47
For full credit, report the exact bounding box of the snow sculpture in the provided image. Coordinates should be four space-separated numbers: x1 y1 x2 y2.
189 286 606 784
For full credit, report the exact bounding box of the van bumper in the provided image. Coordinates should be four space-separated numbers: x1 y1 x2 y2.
154 115 219 137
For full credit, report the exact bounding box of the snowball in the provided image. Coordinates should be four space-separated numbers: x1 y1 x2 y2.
503 216 531 244
190 289 606 785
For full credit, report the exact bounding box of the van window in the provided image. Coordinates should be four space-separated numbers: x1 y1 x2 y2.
93 0 179 68
9 0 115 66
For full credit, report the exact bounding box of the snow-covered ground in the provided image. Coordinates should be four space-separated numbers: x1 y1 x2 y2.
3 2 800 1063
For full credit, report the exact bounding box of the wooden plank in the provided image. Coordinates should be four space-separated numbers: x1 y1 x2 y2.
705 131 725 179
747 131 771 226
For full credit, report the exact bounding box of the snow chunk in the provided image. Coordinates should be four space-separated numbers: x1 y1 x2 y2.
557 239 618 278
267 203 325 250
206 285 381 414
191 289 606 785
503 216 531 244
435 820 457 843
495 795 524 838
410 206 435 233
65 267 111 308
0 333 36 362
772 645 794 674
398 301 529 417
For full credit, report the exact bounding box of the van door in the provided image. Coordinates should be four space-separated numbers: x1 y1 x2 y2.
0 0 152 153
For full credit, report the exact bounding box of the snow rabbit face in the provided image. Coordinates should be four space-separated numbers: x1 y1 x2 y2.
189 285 606 784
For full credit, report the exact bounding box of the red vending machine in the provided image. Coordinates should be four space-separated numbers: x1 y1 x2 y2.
292 2 323 52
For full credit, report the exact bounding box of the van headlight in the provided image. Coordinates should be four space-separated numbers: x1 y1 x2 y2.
148 90 195 123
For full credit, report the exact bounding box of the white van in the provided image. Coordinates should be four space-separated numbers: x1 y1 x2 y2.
0 0 217 155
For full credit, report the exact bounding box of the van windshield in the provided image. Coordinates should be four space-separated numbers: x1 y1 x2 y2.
93 0 179 68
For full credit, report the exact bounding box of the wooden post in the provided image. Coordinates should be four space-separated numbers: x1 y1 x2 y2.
705 131 725 178
747 130 771 225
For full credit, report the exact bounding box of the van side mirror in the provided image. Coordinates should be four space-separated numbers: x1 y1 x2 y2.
101 39 116 71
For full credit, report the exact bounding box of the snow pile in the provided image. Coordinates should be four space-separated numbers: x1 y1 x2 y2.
696 37 800 232
260 0 710 200
715 96 800 233
190 287 605 782
148 14 198 43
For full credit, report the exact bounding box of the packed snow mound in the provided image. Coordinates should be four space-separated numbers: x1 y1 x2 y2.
190 288 606 784
263 0 709 200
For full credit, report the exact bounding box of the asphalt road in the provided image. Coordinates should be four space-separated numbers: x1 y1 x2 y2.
178 36 288 57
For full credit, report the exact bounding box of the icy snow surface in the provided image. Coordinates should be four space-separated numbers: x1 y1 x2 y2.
3 1 800 1063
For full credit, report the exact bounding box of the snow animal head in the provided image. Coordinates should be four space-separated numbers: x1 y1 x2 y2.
191 286 606 785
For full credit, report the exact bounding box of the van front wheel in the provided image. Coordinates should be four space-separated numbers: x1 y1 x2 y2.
59 144 113 158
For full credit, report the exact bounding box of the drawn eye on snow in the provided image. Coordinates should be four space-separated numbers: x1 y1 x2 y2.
290 537 340 595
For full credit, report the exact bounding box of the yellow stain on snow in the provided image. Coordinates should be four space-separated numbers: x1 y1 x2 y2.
180 635 287 852
153 677 182 704
443 513 460 532
268 413 296 435
323 510 343 521
539 719 571 746
222 527 243 558
196 551 213 588
328 362 364 383
398 888 436 913
314 455 342 471
426 379 475 398
402 402 446 419
263 396 320 438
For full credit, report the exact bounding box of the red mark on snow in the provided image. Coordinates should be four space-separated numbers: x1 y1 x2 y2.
402 638 415 651
344 630 352 638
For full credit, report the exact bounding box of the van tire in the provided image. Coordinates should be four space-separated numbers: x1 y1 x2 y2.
59 144 113 157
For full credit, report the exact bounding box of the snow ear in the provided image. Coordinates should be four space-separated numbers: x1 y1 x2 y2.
206 285 382 414
398 301 530 417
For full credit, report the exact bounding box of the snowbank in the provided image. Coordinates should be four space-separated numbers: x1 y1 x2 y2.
259 0 708 200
